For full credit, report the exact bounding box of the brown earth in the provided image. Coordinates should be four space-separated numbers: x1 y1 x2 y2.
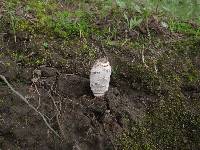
0 53 155 149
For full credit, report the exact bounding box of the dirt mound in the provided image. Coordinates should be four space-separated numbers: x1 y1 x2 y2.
0 63 153 149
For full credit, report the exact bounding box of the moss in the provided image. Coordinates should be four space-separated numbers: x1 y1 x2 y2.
119 120 155 150
78 44 97 59
143 93 200 149
16 19 34 33
118 36 200 149
119 86 200 149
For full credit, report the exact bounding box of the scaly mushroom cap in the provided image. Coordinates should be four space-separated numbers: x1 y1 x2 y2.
90 57 111 97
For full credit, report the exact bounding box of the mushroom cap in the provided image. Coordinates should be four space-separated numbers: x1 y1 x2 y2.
90 58 111 97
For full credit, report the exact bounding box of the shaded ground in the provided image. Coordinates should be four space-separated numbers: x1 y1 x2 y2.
0 0 200 150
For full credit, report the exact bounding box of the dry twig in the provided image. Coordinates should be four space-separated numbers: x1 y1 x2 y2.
48 92 66 139
0 74 60 138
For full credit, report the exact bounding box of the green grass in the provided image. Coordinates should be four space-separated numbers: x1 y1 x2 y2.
2 0 93 38
2 0 200 40
169 20 200 36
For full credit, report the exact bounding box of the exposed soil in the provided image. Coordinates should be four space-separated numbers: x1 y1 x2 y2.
0 54 154 150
